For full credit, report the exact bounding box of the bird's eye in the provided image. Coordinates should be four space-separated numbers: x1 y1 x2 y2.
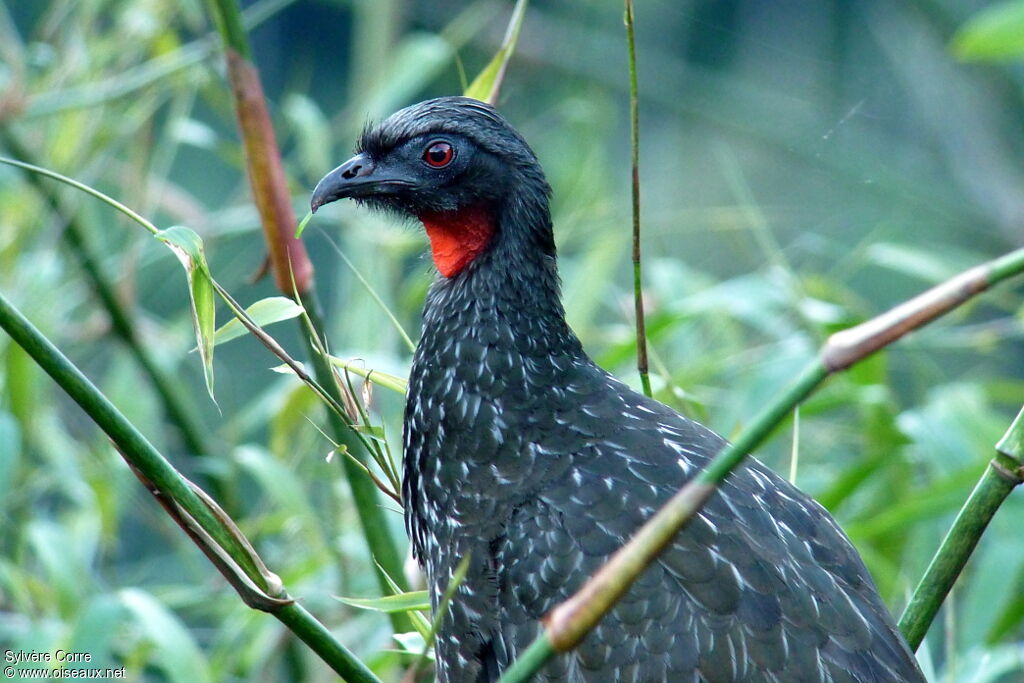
423 141 454 168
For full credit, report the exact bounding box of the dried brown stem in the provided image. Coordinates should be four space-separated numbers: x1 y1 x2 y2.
226 51 312 294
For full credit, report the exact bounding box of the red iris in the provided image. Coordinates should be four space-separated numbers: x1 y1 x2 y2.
423 141 454 168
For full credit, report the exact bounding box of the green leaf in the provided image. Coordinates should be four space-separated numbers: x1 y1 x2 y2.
331 357 408 394
156 226 217 403
354 423 387 442
294 210 314 238
273 355 409 394
156 225 206 271
393 631 431 658
375 561 432 638
464 46 511 103
119 588 212 683
190 268 216 401
463 0 528 104
952 0 1024 61
337 591 430 614
68 595 125 669
213 296 304 347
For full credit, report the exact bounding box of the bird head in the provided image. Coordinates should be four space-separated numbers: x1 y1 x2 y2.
311 97 553 278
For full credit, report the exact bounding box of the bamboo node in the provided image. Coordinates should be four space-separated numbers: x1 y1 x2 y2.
990 458 1024 486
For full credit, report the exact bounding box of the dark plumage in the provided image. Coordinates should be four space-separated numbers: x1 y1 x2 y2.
311 97 924 682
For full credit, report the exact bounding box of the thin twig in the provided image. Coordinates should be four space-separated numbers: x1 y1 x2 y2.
410 554 472 679
625 0 652 398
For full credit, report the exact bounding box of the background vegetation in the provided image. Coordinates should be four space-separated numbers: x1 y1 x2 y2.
1 0 1023 680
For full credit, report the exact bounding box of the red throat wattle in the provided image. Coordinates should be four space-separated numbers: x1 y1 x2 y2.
418 206 495 278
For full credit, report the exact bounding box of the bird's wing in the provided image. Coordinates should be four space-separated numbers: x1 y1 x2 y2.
489 383 922 682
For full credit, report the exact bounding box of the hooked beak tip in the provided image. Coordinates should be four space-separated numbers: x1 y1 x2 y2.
310 154 374 214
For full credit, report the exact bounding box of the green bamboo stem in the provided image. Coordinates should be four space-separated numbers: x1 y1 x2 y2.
300 290 413 635
0 290 258 581
625 0 651 398
898 407 1024 650
275 603 381 683
0 290 379 682
0 128 213 461
499 246 1024 682
997 407 1024 460
206 0 252 59
499 363 827 683
498 631 555 682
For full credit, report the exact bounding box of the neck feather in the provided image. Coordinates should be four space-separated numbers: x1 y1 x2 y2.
445 188 560 308
419 205 495 278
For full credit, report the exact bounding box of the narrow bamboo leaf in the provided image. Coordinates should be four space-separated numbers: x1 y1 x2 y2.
295 210 314 238
373 559 431 637
353 423 387 442
464 46 511 102
463 0 528 104
269 361 307 375
330 357 408 394
156 226 217 402
393 632 431 658
213 296 304 346
951 0 1024 61
273 354 409 397
336 591 430 614
191 270 216 401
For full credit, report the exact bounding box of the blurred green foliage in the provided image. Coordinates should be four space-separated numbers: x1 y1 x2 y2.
0 0 1022 681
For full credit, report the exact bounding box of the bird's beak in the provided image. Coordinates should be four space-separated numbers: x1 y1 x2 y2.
310 154 416 213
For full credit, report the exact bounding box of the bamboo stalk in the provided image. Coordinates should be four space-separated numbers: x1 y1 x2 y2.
0 290 380 683
898 407 1024 650
0 290 259 581
202 0 411 629
276 603 381 683
499 246 1024 682
542 362 827 654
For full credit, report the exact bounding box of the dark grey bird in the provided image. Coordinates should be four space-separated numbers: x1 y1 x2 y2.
311 96 924 683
